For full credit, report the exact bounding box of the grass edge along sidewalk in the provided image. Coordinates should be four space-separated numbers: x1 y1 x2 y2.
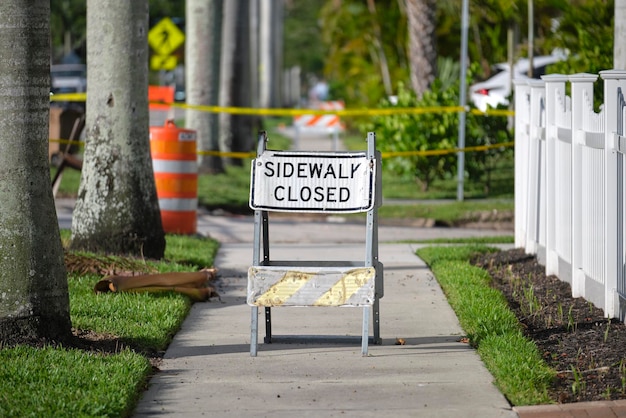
0 232 219 418
417 245 554 406
2 235 559 416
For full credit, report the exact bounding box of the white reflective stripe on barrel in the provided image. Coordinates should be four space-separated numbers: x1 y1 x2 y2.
159 198 198 211
178 132 196 141
152 159 197 174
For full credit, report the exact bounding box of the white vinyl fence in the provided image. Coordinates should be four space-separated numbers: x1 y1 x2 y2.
515 70 626 321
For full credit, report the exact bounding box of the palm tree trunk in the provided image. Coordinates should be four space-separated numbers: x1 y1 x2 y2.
367 0 393 96
71 0 165 258
0 0 71 341
406 0 437 97
186 0 223 174
232 0 254 159
616 0 626 68
218 0 239 166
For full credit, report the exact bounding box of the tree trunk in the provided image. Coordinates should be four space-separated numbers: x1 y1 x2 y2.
406 0 437 97
231 0 254 160
616 0 626 69
271 2 284 108
259 0 273 109
0 0 71 341
249 0 260 113
185 0 223 174
71 1 165 259
366 0 393 96
218 0 239 166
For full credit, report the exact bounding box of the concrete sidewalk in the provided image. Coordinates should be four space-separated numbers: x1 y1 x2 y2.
54 194 515 416
57 203 626 418
128 205 516 417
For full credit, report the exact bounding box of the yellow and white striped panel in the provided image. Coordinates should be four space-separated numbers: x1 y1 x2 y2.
247 266 376 307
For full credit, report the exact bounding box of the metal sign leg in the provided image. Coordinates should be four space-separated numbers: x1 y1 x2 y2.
373 297 381 344
264 307 273 343
361 306 370 356
251 306 259 357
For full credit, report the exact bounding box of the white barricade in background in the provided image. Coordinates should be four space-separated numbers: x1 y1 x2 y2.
293 101 345 151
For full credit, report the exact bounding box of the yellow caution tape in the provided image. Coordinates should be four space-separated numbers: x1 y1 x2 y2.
381 141 515 158
49 138 83 147
197 150 256 158
181 103 470 117
49 137 514 159
470 108 515 117
49 94 515 159
163 102 515 117
50 93 87 102
50 93 515 117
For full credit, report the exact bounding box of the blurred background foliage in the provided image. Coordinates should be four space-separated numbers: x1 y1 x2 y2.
51 0 615 108
49 0 614 198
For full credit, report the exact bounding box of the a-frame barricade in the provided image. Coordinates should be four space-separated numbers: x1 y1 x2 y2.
247 131 383 356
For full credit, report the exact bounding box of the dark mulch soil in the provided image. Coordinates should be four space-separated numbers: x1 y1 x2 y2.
472 248 626 404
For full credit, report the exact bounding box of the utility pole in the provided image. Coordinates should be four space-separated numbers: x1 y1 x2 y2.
528 0 534 77
457 0 469 201
259 0 272 108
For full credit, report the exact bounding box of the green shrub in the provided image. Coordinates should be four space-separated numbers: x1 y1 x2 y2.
359 67 513 195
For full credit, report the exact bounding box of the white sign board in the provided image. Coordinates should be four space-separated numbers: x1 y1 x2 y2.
249 151 375 213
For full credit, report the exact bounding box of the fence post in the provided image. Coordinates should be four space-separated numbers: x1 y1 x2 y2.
526 80 546 259
542 75 570 277
600 70 626 319
569 73 599 298
514 80 531 249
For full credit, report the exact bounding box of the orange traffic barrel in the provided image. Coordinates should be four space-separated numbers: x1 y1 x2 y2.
148 85 175 111
149 120 197 234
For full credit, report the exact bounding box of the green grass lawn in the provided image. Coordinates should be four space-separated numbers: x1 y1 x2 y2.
0 233 219 418
0 347 150 417
417 245 554 405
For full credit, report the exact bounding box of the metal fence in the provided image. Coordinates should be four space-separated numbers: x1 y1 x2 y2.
514 70 626 320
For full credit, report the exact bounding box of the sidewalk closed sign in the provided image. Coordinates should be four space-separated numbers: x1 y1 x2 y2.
250 151 375 213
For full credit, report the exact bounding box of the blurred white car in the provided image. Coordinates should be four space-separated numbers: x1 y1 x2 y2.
469 53 566 111
50 63 87 94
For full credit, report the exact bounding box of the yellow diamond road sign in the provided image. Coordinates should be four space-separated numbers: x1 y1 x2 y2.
148 17 184 57
151 55 178 71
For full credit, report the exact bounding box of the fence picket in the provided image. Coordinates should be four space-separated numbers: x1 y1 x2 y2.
514 81 531 248
515 70 626 321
